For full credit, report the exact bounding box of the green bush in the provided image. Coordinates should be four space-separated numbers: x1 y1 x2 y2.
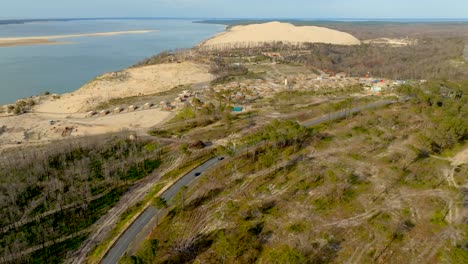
262 246 308 264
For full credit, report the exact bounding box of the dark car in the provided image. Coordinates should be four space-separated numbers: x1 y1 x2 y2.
195 172 202 177
218 157 225 160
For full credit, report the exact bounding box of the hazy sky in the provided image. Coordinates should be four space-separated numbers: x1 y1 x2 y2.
1 0 467 19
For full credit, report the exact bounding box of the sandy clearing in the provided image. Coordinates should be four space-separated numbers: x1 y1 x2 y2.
0 30 156 47
34 62 213 114
0 108 171 152
363 38 417 46
200 21 360 48
452 146 468 166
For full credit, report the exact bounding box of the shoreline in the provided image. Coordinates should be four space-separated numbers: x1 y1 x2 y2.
0 30 157 47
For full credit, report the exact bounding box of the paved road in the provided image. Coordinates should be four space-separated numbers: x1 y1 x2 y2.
101 157 223 264
101 99 401 263
301 99 397 127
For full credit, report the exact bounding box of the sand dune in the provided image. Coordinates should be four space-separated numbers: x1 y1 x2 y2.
0 108 171 152
35 62 213 114
200 21 361 48
0 30 156 47
1 61 211 151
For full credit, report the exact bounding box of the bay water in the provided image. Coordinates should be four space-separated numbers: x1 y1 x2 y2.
0 19 224 104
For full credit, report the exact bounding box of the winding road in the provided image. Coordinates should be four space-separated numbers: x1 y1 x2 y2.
101 157 223 264
301 99 397 127
101 98 401 263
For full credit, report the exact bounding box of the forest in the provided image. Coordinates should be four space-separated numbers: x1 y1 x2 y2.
1 20 467 264
124 80 467 263
0 133 163 263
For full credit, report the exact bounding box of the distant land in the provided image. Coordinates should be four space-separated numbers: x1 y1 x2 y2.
0 17 193 25
196 18 468 27
1 17 468 26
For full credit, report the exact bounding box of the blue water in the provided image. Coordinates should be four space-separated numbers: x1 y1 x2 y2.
0 19 225 104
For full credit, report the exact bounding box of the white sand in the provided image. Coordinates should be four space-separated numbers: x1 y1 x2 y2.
35 62 213 113
200 22 361 48
0 109 171 152
0 30 156 47
363 38 417 46
0 62 212 151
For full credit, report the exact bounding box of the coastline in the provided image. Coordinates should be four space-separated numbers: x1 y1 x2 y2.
0 30 157 47
0 61 212 152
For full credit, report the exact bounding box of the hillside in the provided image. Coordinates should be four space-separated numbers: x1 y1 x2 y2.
1 21 467 264
35 62 213 114
127 80 468 264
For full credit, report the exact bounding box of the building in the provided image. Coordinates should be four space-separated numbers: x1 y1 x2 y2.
143 103 154 110
113 107 123 114
159 101 172 111
86 111 97 117
371 86 382 93
262 52 282 58
128 105 138 112
336 72 347 79
393 80 406 85
232 106 243 112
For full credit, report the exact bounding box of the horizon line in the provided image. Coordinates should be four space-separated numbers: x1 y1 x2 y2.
1 17 468 21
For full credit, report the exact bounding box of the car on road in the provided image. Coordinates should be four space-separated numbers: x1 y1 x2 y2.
218 157 225 160
194 172 202 176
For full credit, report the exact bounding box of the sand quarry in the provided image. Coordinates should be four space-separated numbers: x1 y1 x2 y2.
0 62 213 151
200 21 361 48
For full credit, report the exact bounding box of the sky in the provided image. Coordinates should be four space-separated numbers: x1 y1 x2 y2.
1 0 467 19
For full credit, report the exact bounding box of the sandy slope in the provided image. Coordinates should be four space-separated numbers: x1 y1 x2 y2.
0 109 172 152
35 62 213 113
0 62 211 151
200 21 360 48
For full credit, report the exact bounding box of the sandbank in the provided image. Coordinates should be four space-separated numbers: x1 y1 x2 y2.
0 30 156 47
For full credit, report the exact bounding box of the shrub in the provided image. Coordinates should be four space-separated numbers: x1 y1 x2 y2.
262 246 308 264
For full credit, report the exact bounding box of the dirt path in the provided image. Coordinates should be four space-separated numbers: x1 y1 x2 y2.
321 209 381 228
346 233 376 264
452 147 468 166
411 229 454 264
431 146 468 188
444 167 459 188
